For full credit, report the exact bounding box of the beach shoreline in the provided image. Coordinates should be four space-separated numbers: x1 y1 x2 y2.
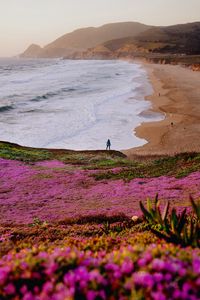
123 62 200 158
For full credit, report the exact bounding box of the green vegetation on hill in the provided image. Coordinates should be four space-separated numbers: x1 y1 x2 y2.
1 142 200 179
0 141 125 164
92 152 200 180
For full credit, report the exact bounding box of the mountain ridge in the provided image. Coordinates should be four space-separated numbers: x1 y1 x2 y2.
21 21 200 59
20 22 152 58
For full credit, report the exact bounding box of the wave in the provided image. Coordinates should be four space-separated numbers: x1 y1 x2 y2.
22 109 43 114
30 94 53 102
61 88 76 92
0 105 14 112
30 88 77 102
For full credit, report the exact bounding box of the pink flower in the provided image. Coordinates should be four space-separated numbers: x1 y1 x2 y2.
134 272 154 288
121 260 134 275
22 292 36 300
151 259 166 271
4 283 16 295
45 262 58 276
193 257 200 274
151 291 167 300
89 269 105 285
0 266 10 285
153 272 164 282
63 272 75 286
42 281 53 294
87 290 98 300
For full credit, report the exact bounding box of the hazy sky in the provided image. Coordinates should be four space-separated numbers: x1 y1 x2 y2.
0 0 199 57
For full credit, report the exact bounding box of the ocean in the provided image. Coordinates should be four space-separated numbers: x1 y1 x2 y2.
0 58 162 150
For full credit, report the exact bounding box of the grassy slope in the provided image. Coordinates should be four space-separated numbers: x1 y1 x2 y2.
1 141 200 177
0 141 125 164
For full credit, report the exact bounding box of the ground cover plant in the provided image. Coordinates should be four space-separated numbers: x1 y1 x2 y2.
0 242 199 300
0 142 200 299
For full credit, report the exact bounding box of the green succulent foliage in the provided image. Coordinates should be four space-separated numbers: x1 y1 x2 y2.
190 196 200 219
139 194 170 232
140 195 200 247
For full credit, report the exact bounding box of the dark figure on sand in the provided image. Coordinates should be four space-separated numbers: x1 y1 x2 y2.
106 139 111 150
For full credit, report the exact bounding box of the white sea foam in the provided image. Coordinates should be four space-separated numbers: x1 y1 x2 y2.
0 58 163 150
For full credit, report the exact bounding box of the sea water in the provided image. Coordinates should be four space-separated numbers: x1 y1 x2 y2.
0 58 162 150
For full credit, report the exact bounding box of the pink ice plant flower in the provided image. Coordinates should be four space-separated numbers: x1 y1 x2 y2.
0 244 199 299
0 158 199 223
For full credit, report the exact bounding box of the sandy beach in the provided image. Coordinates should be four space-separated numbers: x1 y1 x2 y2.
124 62 200 158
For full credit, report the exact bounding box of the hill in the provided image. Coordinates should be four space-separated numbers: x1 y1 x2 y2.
128 21 200 55
21 22 151 58
21 44 43 58
73 22 200 60
21 22 200 59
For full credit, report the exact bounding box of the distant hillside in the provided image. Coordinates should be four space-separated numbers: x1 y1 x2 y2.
65 22 200 62
113 22 199 54
134 22 200 55
21 22 151 58
22 44 43 58
21 22 200 59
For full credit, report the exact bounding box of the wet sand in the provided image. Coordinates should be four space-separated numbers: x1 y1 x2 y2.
123 63 200 158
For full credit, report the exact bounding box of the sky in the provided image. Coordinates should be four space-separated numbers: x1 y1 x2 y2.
0 0 200 57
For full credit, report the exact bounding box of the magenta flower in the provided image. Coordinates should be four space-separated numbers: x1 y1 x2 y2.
153 272 164 282
0 158 199 223
151 291 167 300
4 283 16 295
0 266 10 285
134 271 154 288
193 257 200 274
121 259 134 275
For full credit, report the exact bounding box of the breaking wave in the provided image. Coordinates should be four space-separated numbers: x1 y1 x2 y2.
0 105 14 112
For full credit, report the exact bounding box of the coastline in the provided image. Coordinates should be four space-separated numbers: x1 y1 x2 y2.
0 59 149 151
1 58 200 155
123 62 200 158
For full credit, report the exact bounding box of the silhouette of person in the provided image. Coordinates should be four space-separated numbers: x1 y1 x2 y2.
106 139 111 150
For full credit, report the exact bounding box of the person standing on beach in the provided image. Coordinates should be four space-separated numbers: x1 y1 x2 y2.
106 139 111 150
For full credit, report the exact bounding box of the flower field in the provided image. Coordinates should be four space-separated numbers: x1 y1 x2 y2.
1 158 200 224
0 243 199 300
0 142 200 299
